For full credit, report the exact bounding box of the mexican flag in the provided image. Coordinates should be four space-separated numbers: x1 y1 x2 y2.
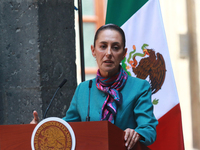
106 0 184 149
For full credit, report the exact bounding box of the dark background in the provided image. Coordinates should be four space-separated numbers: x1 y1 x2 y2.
0 0 76 125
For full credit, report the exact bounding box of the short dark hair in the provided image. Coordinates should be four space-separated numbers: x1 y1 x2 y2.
93 24 126 48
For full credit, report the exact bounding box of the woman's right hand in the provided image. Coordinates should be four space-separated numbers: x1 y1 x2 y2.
30 110 39 124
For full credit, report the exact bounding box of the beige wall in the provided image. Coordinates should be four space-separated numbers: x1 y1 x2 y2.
160 0 200 149
197 1 200 88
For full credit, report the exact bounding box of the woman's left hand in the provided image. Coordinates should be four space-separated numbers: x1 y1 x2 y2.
124 128 141 150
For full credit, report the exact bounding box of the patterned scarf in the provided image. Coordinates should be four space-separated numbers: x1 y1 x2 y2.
96 66 128 124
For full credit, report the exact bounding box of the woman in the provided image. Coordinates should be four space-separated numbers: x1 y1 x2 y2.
31 24 158 150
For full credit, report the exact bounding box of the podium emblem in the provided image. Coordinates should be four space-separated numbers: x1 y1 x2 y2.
31 117 75 150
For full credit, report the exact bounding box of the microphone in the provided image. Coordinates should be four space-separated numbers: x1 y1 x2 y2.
86 80 92 121
43 79 67 119
58 79 67 88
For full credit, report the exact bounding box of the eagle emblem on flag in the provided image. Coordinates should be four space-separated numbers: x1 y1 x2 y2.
124 44 167 96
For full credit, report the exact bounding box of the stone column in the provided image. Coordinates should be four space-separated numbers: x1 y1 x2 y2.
186 0 200 149
0 0 76 125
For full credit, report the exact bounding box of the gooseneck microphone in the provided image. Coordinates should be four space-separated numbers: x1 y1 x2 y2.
43 79 67 119
86 80 93 121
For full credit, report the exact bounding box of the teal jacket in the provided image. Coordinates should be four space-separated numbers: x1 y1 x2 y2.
63 76 158 146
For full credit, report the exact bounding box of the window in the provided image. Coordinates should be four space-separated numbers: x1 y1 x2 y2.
75 0 107 83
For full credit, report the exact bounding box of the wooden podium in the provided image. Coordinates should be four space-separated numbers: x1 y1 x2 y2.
0 121 150 150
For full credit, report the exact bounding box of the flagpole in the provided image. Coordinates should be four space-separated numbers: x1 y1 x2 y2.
78 0 85 82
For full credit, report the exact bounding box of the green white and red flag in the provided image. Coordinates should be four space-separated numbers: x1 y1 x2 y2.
106 0 184 149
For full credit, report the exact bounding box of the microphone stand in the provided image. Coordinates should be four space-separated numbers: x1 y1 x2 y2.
43 79 67 119
86 80 92 121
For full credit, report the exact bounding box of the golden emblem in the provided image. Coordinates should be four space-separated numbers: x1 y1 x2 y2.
34 121 72 150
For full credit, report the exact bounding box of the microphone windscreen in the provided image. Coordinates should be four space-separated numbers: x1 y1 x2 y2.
89 80 93 88
58 79 67 88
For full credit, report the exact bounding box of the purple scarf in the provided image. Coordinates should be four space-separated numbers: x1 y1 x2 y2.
96 66 128 124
